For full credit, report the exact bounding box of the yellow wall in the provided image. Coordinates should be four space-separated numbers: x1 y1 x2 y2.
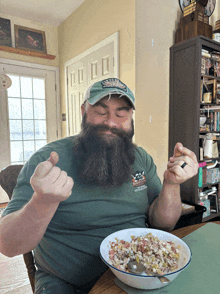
135 1 219 180
0 13 59 67
135 1 181 180
1 2 220 182
58 0 135 137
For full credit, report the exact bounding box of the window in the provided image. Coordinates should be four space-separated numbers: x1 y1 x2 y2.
7 74 47 164
0 60 59 172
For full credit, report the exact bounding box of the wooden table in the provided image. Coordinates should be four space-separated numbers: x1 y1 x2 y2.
89 221 220 294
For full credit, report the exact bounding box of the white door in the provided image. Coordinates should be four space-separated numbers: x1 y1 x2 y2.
0 62 60 171
67 56 88 135
66 32 119 136
87 42 115 85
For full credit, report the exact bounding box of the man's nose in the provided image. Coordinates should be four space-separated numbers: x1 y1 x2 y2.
103 113 118 128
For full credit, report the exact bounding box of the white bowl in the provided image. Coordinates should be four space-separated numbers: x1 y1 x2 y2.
100 228 191 290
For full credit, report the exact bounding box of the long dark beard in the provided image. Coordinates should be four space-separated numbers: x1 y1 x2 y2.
73 116 135 188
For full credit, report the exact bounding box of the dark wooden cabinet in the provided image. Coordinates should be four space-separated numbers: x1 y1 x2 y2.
169 35 220 222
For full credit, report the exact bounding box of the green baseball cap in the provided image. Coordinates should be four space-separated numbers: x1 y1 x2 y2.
84 78 135 109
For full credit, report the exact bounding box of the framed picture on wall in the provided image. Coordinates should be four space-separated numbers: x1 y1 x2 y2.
14 25 47 54
0 17 12 47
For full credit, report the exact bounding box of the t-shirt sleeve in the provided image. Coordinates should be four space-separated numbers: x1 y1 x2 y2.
145 154 162 206
1 151 48 217
1 137 74 218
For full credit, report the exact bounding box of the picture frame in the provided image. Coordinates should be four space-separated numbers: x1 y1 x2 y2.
14 25 47 54
0 17 12 47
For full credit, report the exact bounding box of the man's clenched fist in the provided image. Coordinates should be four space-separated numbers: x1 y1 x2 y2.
30 152 74 204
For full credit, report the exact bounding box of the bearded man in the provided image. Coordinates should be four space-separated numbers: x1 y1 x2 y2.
0 78 198 294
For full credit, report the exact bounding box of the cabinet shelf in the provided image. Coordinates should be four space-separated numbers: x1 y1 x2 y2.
200 131 220 134
200 103 220 107
201 181 220 188
199 161 220 166
202 211 220 222
201 74 220 82
0 45 56 60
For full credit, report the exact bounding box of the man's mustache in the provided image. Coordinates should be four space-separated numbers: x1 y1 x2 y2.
83 124 128 137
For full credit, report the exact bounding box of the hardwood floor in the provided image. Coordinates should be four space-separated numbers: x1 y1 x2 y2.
0 253 32 294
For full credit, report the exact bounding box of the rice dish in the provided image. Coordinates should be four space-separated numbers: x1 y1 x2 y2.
108 232 181 275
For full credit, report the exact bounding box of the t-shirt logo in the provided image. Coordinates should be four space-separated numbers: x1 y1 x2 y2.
131 171 146 187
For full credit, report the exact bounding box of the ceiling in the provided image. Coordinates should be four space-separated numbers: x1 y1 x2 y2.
0 0 85 26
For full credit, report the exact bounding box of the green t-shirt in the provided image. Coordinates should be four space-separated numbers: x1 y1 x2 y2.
2 136 162 286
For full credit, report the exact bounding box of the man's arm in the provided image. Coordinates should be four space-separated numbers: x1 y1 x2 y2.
0 196 59 257
0 152 74 257
148 182 182 231
148 143 198 231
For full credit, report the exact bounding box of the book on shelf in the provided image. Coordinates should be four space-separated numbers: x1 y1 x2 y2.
208 194 219 212
210 112 214 131
200 147 203 161
218 82 220 95
218 184 220 210
200 80 203 102
198 166 203 187
200 109 220 132
212 110 220 131
198 161 207 187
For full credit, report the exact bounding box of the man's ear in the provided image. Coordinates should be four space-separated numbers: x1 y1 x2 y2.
81 104 85 117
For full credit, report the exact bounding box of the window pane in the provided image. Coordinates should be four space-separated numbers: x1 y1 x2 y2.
23 141 35 161
35 120 46 139
33 78 45 99
22 99 33 119
7 74 48 165
23 120 34 140
9 120 22 140
7 75 20 98
8 98 21 119
36 140 47 150
34 100 46 119
10 141 23 162
21 77 32 98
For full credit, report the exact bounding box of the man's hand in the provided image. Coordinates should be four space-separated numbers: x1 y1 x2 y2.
164 142 199 185
0 152 74 257
30 152 74 204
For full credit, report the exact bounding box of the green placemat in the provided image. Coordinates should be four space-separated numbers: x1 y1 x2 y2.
114 223 220 294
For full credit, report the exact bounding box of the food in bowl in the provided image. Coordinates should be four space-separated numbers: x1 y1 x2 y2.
100 228 191 290
108 233 181 275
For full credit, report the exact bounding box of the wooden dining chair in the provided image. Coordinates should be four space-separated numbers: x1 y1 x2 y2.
0 164 36 293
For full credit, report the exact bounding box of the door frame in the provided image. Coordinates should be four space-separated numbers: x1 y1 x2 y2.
64 31 119 136
0 58 61 138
